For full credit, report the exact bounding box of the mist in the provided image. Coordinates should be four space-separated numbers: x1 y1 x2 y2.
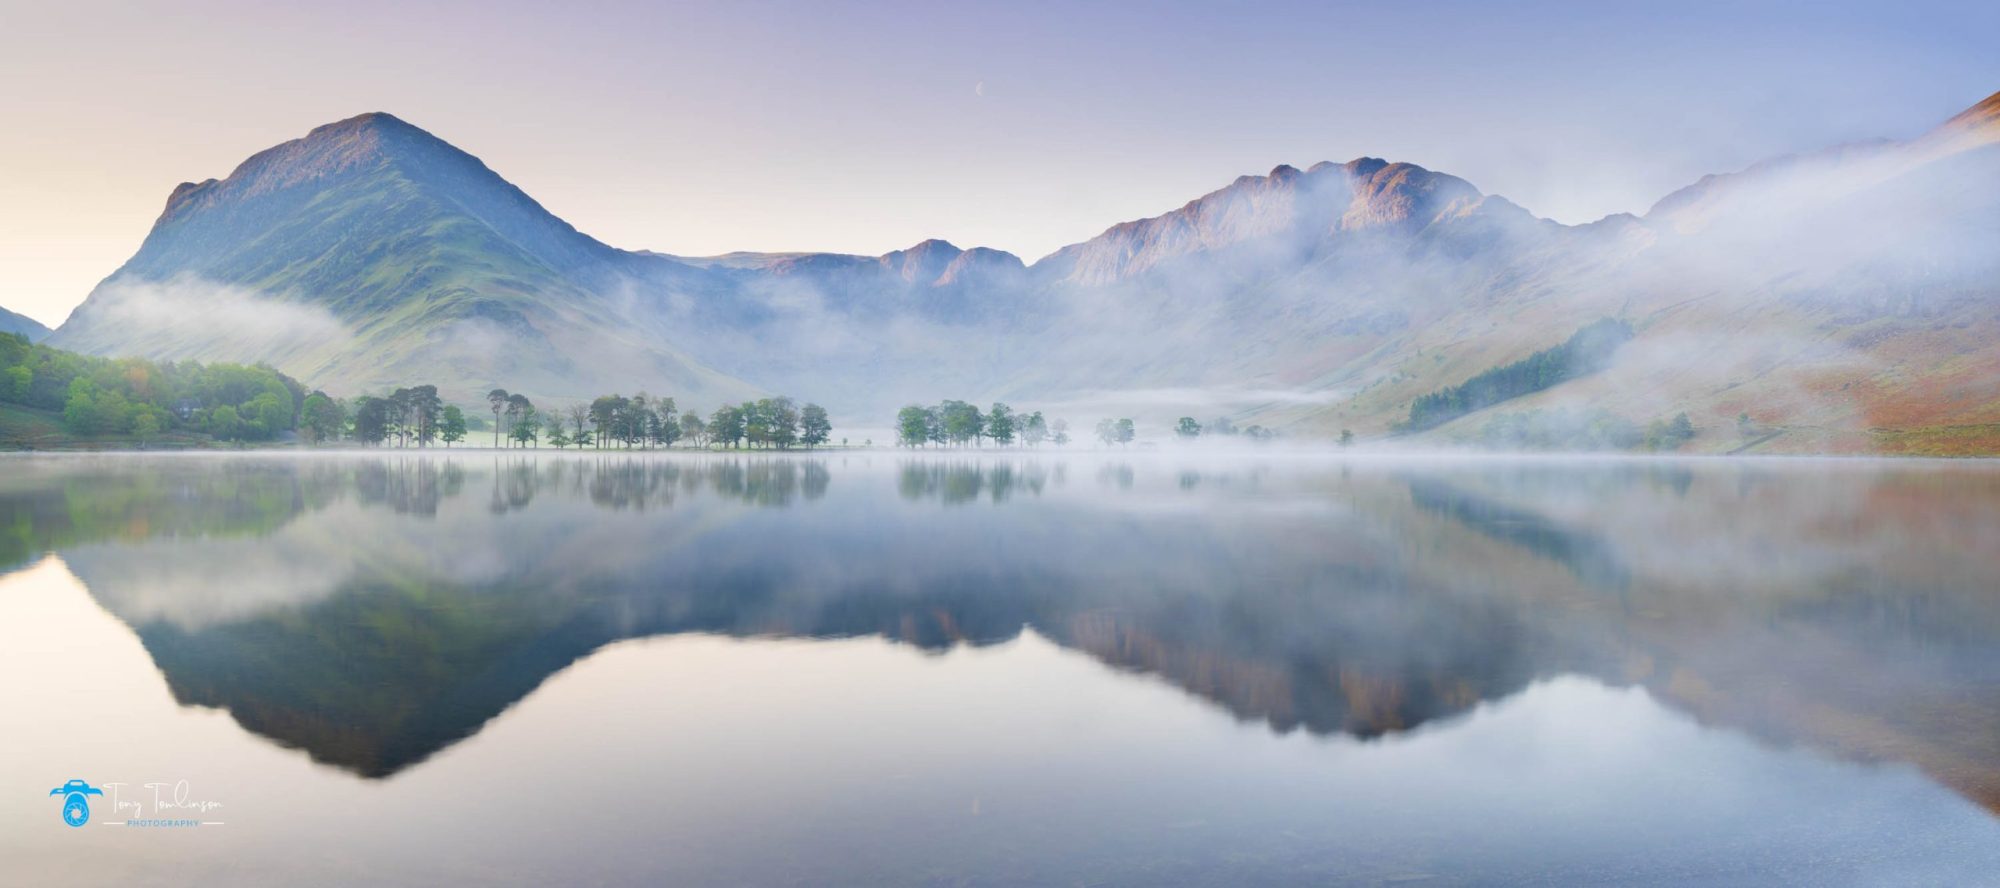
586 100 1999 453
51 274 353 367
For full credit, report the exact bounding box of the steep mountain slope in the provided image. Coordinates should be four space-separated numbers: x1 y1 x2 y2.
0 304 49 341
50 113 754 405
1276 90 2000 452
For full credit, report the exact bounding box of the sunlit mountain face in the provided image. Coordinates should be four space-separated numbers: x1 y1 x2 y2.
4 452 1997 815
40 90 2000 450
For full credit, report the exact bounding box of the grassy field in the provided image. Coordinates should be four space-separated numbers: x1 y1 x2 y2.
0 402 217 451
1871 423 2000 457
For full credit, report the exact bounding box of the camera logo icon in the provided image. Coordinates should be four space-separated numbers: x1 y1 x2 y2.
49 779 104 827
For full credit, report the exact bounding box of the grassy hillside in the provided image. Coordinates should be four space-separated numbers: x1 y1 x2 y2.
0 402 218 450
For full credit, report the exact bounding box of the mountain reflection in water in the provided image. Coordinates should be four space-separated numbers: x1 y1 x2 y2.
2 452 1997 818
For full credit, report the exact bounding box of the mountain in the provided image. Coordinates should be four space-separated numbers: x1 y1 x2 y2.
0 304 49 341
50 113 755 406
45 90 2000 451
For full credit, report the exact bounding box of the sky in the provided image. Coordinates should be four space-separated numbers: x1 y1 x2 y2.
1 0 1997 327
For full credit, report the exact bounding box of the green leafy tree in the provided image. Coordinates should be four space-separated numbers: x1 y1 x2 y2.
1116 418 1135 446
301 392 347 445
589 395 621 449
1094 418 1117 446
352 396 391 445
800 403 831 448
404 384 442 446
1339 429 1355 448
62 378 100 434
511 403 540 447
709 405 745 449
440 405 467 446
2 365 30 400
897 405 929 448
653 397 681 448
987 403 1015 446
739 400 770 448
244 392 289 441
1175 417 1201 439
939 400 984 447
679 411 705 448
767 397 800 449
546 415 570 448
206 405 243 442
132 410 161 444
506 394 534 448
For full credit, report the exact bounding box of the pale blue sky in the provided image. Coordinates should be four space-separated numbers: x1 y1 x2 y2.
2 0 1997 325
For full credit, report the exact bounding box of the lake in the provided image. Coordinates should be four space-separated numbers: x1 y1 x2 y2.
2 451 1998 886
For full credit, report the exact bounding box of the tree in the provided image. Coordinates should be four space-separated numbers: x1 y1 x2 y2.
987 403 1015 446
629 392 651 447
1400 319 1633 433
1022 411 1048 447
3 365 31 400
206 405 243 442
741 400 770 448
506 394 534 448
352 396 390 445
1116 418 1135 446
965 403 986 447
1051 418 1070 447
590 395 621 449
132 411 160 444
925 406 946 447
1095 418 1117 446
406 384 442 446
653 397 681 448
679 411 706 448
511 403 540 447
546 415 571 448
1339 429 1355 448
440 405 466 446
1175 417 1201 439
897 405 929 448
487 388 509 448
63 378 100 434
800 403 831 448
244 392 289 441
1644 411 1697 451
301 391 347 446
709 405 744 449
766 397 799 449
940 400 983 447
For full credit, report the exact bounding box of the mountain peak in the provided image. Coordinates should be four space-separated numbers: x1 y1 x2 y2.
314 110 415 132
159 111 450 223
880 238 965 283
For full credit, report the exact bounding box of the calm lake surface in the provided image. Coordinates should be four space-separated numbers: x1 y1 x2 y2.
3 451 1999 886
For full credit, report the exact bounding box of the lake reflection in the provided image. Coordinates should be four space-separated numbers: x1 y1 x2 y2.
2 452 1999 886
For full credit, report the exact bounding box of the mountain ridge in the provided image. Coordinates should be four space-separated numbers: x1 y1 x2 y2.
0 304 50 341
44 89 2000 450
